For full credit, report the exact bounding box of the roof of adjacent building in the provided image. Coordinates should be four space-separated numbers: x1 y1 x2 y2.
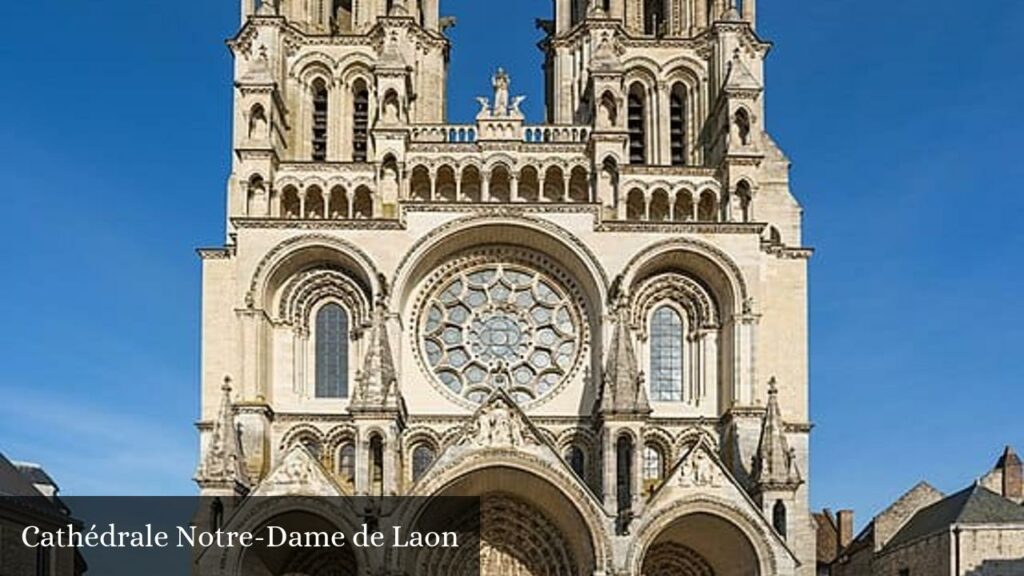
814 510 839 564
885 484 1024 550
0 452 46 498
13 461 58 488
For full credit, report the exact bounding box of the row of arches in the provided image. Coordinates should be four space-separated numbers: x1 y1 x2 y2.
408 163 592 203
623 180 753 223
626 188 719 222
278 184 375 219
275 0 438 33
227 466 771 576
566 0 748 34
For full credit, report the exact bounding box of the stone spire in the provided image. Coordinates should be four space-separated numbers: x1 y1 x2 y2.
195 377 251 491
351 304 403 413
598 307 650 415
752 378 802 490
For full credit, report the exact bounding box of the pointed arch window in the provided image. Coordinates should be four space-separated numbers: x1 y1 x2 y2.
311 79 329 161
650 305 684 402
315 303 349 398
352 81 370 162
628 83 646 165
670 84 687 166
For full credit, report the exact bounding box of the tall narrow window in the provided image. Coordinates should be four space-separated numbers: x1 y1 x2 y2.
315 303 349 398
735 108 752 145
570 0 585 26
650 306 683 401
412 445 436 481
642 445 664 494
628 84 646 165
566 446 586 479
616 436 634 518
644 0 665 35
353 82 369 162
370 435 384 496
210 498 224 531
332 0 353 32
311 79 329 161
338 443 356 485
670 84 687 166
773 500 788 539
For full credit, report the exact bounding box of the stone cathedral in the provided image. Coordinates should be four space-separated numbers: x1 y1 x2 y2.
194 0 813 574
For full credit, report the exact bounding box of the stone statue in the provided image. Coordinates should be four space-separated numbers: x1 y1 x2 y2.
440 16 457 32
510 95 526 117
475 97 491 118
492 68 510 116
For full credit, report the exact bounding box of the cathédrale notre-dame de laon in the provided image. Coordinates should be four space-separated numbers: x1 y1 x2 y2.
193 0 814 574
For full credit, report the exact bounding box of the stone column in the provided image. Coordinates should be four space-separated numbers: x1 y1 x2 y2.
602 429 616 512
355 432 369 495
293 330 306 396
732 313 758 406
241 0 254 25
511 175 520 202
701 330 719 406
239 181 250 217
482 173 491 202
429 171 437 201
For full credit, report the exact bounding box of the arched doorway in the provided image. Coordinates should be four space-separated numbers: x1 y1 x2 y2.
640 512 761 576
410 466 598 576
239 510 359 576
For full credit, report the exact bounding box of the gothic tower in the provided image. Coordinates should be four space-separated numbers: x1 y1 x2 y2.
197 0 814 574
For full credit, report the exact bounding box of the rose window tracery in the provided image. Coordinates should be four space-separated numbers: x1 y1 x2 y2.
420 263 582 406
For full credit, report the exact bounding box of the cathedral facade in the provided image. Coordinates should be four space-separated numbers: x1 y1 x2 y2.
194 0 814 574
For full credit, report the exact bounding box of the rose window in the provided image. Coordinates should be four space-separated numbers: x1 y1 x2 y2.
420 264 581 406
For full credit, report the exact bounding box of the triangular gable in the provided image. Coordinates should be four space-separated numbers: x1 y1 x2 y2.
725 54 762 92
250 444 349 498
425 389 598 501
646 435 799 564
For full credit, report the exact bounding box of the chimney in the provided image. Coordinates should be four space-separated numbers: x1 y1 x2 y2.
837 510 855 549
998 446 1023 502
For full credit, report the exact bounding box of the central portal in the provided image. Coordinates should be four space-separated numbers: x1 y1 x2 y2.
413 466 596 576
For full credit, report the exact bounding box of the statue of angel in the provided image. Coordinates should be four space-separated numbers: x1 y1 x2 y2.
475 96 491 117
510 95 527 117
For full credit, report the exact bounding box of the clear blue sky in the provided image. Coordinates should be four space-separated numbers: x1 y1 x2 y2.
1 0 1021 527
